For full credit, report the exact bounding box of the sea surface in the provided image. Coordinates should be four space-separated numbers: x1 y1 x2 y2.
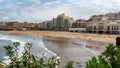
0 33 57 64
0 33 108 68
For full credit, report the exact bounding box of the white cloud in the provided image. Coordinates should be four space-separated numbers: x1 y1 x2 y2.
29 0 41 4
1 0 120 22
36 0 120 20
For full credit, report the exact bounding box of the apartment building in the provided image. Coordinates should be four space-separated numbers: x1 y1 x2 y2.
55 14 73 29
0 22 7 27
72 19 87 28
50 13 74 30
87 20 120 34
41 20 52 29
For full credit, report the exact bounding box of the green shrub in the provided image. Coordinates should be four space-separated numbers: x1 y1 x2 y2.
86 44 120 68
1 42 60 68
65 61 73 68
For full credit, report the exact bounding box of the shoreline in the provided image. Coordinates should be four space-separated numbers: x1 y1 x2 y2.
0 30 118 44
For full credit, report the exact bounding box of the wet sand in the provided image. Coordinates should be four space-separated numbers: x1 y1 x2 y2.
42 36 108 68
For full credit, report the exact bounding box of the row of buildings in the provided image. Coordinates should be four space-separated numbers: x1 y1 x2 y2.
0 22 40 30
41 13 120 34
0 12 120 34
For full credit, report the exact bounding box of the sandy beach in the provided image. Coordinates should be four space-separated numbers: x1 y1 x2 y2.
0 30 118 44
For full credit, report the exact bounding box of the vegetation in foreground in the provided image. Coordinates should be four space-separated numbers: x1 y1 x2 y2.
0 42 60 68
86 44 120 68
0 42 120 68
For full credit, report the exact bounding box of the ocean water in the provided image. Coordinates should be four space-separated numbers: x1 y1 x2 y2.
0 40 12 59
0 33 57 64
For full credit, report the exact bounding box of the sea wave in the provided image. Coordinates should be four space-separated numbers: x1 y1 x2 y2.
0 34 60 64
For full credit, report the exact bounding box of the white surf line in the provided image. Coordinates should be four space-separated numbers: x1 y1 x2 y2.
0 37 26 64
38 41 60 60
83 41 99 55
85 46 99 55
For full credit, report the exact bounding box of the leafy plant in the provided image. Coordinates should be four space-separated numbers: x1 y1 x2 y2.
1 42 60 68
86 44 120 68
65 61 73 68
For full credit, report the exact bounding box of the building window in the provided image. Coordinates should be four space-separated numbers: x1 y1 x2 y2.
99 26 103 30
115 26 118 30
107 26 110 30
94 26 96 29
112 26 114 30
112 26 118 30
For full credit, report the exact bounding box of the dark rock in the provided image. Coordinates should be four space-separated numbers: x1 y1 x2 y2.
116 37 120 46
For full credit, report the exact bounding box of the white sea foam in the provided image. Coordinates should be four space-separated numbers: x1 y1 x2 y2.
85 47 98 55
38 41 60 59
0 36 26 64
83 41 98 55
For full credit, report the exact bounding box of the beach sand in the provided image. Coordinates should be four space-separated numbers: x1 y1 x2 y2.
0 30 118 44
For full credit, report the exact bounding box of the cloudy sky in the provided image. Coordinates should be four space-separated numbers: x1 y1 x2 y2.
0 0 120 23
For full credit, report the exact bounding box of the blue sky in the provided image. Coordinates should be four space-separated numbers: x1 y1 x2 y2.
0 0 120 23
